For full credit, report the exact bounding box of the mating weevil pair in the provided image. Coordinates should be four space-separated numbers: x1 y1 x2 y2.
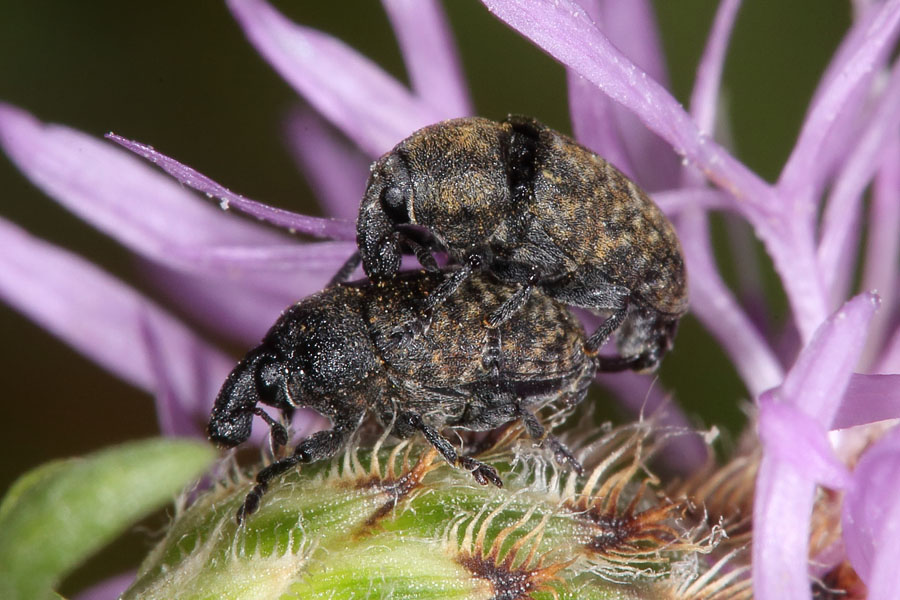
208 116 688 522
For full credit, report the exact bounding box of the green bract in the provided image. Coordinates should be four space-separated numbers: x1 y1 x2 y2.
0 438 215 600
123 425 747 600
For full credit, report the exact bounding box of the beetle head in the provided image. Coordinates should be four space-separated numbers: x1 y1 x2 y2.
357 153 412 279
207 347 289 448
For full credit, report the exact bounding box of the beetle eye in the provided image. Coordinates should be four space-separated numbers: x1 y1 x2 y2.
381 186 410 224
254 355 284 401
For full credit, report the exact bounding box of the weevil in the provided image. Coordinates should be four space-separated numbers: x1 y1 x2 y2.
351 116 687 372
208 270 595 522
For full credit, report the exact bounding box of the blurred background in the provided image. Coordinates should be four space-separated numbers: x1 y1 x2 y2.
0 0 848 593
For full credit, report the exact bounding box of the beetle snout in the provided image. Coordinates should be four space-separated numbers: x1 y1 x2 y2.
207 359 260 448
357 198 403 279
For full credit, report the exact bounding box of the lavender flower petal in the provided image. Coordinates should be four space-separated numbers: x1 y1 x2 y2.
801 7 885 194
777 0 900 206
832 374 900 429
597 371 708 472
140 312 205 438
227 0 442 157
381 0 473 117
481 0 773 215
596 0 668 85
753 455 814 600
72 572 135 600
0 106 323 271
107 133 356 241
652 188 731 213
842 424 900 596
673 0 783 396
284 109 371 221
753 292 879 600
817 61 900 301
758 396 850 489
689 0 743 135
567 71 635 178
879 326 900 374
861 138 900 368
781 292 880 417
0 217 232 425
679 210 783 396
588 0 680 190
141 259 340 346
164 240 358 273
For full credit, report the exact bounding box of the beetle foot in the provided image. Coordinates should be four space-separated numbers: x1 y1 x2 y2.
459 456 503 487
547 439 584 476
236 482 267 524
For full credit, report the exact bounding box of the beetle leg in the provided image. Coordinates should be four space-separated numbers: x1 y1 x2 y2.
251 406 289 449
519 410 583 475
403 235 440 272
327 251 362 287
388 258 480 349
584 306 628 355
596 351 660 373
422 255 481 312
485 283 534 328
400 411 502 487
237 410 364 523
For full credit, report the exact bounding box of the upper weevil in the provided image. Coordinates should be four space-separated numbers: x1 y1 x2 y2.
208 270 595 522
352 115 688 372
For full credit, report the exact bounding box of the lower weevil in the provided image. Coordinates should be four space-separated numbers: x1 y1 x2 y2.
208 270 595 522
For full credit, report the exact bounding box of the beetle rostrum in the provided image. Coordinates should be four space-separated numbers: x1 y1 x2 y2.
354 116 688 373
208 270 595 522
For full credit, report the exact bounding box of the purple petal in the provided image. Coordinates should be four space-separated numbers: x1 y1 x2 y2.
0 105 310 268
723 215 770 330
842 424 900 595
651 187 732 213
140 251 354 347
107 133 355 241
381 0 473 117
139 312 207 437
72 572 134 600
0 217 232 426
597 371 708 472
284 109 370 221
567 72 635 178
596 0 668 85
0 105 349 279
861 138 900 369
794 7 884 197
481 0 773 214
679 210 784 396
752 453 820 599
227 0 442 157
590 0 680 190
879 325 900 374
753 293 879 599
817 61 900 302
758 396 850 489
777 0 900 205
832 374 900 429
689 0 743 134
781 292 880 419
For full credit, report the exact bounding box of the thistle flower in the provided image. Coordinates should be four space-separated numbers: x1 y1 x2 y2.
1 1 900 599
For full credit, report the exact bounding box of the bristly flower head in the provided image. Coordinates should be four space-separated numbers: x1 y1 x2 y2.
2 1 900 598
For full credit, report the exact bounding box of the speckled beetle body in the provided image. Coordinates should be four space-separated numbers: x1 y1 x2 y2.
208 270 594 522
355 116 688 372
